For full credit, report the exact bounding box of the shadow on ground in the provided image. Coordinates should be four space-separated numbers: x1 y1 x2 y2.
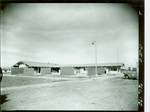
1 94 9 104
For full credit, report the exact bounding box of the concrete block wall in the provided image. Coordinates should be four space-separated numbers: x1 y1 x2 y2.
87 67 105 75
41 68 51 75
61 67 74 75
97 67 105 75
87 67 95 76
11 68 24 75
24 68 34 75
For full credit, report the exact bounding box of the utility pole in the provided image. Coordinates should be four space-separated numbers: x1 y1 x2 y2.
92 41 97 77
117 46 119 72
117 46 118 64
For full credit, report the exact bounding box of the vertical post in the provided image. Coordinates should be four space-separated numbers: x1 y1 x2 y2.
95 41 97 77
117 46 119 72
92 41 97 77
117 46 118 64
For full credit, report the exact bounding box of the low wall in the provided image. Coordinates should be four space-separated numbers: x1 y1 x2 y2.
87 67 105 76
97 67 105 75
87 67 95 76
24 68 34 75
11 68 24 75
61 67 74 75
41 68 51 75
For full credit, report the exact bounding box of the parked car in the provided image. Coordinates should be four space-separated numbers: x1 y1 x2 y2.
123 70 137 79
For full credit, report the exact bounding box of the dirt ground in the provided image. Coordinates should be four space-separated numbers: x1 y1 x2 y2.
1 74 138 110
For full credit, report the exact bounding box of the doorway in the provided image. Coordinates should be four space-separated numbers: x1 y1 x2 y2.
34 67 41 74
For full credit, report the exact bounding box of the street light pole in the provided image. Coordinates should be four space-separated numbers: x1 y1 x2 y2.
92 41 97 77
117 46 118 72
117 46 118 64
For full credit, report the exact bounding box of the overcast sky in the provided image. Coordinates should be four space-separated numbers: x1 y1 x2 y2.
1 3 138 68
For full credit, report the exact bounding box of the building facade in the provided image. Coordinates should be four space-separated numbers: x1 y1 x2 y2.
11 61 124 76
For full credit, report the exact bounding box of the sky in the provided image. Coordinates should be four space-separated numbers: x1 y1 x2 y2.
1 3 138 68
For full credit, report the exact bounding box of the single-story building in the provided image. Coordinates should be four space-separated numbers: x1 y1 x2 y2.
59 63 124 76
11 61 60 75
11 61 124 76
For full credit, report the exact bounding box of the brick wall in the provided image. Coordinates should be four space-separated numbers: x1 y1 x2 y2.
87 67 95 76
24 68 34 75
97 67 105 75
60 67 74 75
87 67 105 75
41 68 51 75
11 68 24 75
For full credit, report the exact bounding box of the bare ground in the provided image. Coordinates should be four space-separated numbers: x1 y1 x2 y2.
1 74 138 110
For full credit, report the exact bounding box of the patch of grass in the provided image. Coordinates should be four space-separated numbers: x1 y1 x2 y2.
1 74 91 88
1 76 53 88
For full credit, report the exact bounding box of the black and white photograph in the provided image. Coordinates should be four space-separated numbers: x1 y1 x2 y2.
0 1 144 111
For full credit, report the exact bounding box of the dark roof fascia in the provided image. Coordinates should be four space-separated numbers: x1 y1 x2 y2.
12 61 124 68
60 63 124 68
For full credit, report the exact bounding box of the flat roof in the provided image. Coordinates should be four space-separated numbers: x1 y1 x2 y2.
12 61 124 68
59 63 124 67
